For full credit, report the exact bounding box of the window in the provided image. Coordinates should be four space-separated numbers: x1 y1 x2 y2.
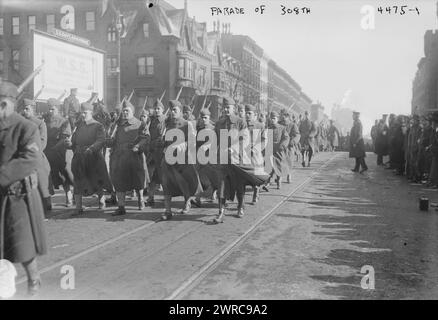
192 62 196 80
12 49 19 71
200 66 206 86
107 26 116 42
213 71 220 88
178 58 185 78
186 60 192 80
86 11 95 31
46 14 55 32
0 18 4 35
12 17 19 35
0 50 4 73
106 57 118 76
137 56 154 76
28 15 36 32
143 23 149 38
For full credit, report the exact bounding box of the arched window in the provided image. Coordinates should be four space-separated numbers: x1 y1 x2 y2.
107 26 116 42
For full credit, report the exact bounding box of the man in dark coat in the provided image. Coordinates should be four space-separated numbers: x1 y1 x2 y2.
268 111 290 189
391 115 405 175
387 113 397 169
108 101 150 215
427 112 438 187
374 114 389 165
62 88 81 131
407 115 421 182
146 100 166 206
0 81 47 295
419 115 433 181
21 98 53 215
65 102 114 215
279 111 299 183
299 111 317 167
327 120 340 152
349 111 368 173
44 98 74 207
161 100 202 220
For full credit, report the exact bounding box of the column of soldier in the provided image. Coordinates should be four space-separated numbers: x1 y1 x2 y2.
371 112 438 186
1 79 344 295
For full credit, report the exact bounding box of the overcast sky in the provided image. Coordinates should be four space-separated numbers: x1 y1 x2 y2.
166 0 437 133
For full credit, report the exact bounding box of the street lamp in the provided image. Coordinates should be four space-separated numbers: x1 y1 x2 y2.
115 13 123 105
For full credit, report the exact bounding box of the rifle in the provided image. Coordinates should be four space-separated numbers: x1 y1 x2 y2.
33 85 45 101
175 86 183 101
158 89 166 102
142 96 148 109
128 89 135 102
57 89 67 101
17 61 45 94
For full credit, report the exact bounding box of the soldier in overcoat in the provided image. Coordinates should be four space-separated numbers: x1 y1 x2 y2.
44 98 74 206
65 102 113 215
21 98 53 214
0 81 47 295
349 111 368 173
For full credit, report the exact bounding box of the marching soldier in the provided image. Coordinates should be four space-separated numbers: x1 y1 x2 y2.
146 100 166 206
21 98 53 214
299 111 317 167
193 108 219 207
349 111 368 173
161 100 202 220
213 97 249 223
182 105 196 121
62 88 81 130
280 111 299 183
245 104 268 203
108 101 150 215
237 104 246 119
44 98 74 207
268 111 290 189
419 115 433 182
65 102 113 215
0 81 47 295
327 119 340 152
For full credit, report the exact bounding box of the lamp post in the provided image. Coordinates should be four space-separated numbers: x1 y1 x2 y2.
115 13 123 105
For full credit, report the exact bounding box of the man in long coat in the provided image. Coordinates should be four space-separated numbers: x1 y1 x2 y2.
299 111 317 167
21 98 53 215
349 111 368 173
108 101 150 215
213 97 260 223
374 114 389 165
0 81 47 295
268 111 290 189
146 100 166 206
419 115 433 181
44 98 74 207
161 100 202 220
407 114 421 182
280 111 299 183
327 120 340 152
66 102 113 215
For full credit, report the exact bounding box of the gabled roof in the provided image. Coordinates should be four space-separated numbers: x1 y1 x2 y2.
148 4 182 38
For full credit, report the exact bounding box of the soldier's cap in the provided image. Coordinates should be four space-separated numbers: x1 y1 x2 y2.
80 102 94 112
140 108 149 117
182 105 192 113
70 88 78 92
237 104 244 111
304 110 309 115
200 108 210 117
222 97 235 107
0 81 19 99
122 100 135 112
168 100 182 109
47 98 61 107
270 111 279 118
22 98 36 107
153 99 164 109
382 114 388 117
353 111 360 115
244 104 256 113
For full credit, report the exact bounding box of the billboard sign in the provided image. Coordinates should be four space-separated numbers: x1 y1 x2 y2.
32 30 104 103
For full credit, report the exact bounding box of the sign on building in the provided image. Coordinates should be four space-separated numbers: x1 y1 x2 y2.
32 30 104 102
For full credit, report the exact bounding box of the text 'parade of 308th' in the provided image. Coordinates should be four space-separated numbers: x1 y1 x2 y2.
210 5 421 17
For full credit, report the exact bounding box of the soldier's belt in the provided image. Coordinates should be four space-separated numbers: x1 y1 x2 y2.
0 172 38 197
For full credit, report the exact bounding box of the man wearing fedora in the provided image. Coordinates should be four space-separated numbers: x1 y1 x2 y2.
349 111 368 173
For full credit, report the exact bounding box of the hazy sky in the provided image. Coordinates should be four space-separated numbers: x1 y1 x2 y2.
166 0 437 133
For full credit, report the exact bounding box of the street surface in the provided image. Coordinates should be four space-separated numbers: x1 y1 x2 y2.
12 152 438 299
